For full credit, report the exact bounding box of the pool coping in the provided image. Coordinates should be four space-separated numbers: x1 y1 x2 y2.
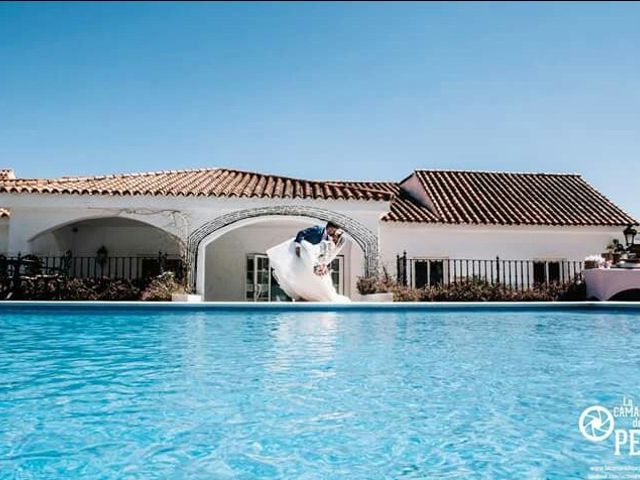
0 300 638 312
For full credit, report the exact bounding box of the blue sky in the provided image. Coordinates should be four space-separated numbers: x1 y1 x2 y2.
1 2 639 218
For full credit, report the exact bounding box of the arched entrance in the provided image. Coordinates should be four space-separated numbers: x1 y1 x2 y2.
201 216 359 301
186 206 379 295
30 216 181 256
29 216 183 281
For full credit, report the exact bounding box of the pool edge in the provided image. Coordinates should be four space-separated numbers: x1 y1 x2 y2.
0 300 638 312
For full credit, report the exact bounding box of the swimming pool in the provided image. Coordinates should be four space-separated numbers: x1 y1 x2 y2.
1 304 639 478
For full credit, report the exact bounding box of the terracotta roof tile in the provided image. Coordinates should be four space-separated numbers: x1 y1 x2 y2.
0 168 392 202
408 170 636 226
0 167 10 218
335 170 637 226
0 167 634 227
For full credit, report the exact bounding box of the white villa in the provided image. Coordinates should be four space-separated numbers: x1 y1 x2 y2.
0 167 636 301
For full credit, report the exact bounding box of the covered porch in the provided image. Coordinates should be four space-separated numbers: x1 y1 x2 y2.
23 216 183 281
200 217 362 301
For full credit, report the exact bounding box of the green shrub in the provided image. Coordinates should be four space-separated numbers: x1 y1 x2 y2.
389 284 422 302
390 278 586 302
356 276 379 295
56 278 101 300
357 268 394 295
140 272 184 301
95 279 141 301
4 276 141 301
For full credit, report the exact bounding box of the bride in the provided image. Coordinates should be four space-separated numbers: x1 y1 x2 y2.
266 223 350 302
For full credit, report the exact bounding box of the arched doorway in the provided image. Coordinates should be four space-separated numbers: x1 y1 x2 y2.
187 206 379 298
201 217 359 301
29 216 183 281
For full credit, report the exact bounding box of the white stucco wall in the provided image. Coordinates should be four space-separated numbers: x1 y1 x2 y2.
0 218 9 255
379 222 624 280
399 173 434 211
203 220 358 301
0 193 386 256
380 223 622 262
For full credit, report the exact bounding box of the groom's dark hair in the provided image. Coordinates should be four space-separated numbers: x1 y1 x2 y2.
325 221 339 230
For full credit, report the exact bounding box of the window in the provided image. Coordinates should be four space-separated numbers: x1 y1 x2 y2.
246 255 271 301
246 254 344 301
412 259 446 288
330 257 344 295
533 260 562 284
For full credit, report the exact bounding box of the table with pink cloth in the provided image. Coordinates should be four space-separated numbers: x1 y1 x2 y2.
583 268 640 300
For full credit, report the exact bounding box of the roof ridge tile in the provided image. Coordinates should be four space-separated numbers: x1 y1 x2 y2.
414 168 581 177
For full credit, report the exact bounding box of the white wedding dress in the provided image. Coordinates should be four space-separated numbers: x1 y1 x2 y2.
266 236 350 302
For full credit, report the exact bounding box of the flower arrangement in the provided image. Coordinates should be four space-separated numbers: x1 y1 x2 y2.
313 240 333 276
584 255 606 269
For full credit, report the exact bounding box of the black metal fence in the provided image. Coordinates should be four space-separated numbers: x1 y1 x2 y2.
0 252 184 282
396 252 584 290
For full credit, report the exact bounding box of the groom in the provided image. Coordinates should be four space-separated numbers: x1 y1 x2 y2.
294 221 340 258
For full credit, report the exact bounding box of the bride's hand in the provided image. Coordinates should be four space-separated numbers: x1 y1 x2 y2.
313 264 328 276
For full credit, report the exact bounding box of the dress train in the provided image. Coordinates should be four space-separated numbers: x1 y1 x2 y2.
266 238 350 302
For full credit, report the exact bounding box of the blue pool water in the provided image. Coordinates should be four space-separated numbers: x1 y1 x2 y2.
1 307 639 479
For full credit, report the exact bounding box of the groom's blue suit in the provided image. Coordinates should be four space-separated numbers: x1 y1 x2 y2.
294 225 327 245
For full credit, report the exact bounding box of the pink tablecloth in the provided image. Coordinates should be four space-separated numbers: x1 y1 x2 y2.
583 268 640 301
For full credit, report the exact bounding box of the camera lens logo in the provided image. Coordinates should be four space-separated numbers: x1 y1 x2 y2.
579 405 615 442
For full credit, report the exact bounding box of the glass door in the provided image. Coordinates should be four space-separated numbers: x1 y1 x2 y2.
330 256 344 294
246 254 344 301
246 254 271 301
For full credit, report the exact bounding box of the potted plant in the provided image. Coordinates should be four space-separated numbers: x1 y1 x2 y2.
141 272 201 302
356 275 394 302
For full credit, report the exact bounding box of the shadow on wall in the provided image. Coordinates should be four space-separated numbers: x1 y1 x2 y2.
609 289 640 301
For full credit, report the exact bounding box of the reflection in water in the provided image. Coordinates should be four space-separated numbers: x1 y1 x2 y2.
1 309 639 479
181 312 209 380
265 312 340 373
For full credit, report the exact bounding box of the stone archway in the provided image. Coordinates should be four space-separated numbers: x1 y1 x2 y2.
186 205 379 291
